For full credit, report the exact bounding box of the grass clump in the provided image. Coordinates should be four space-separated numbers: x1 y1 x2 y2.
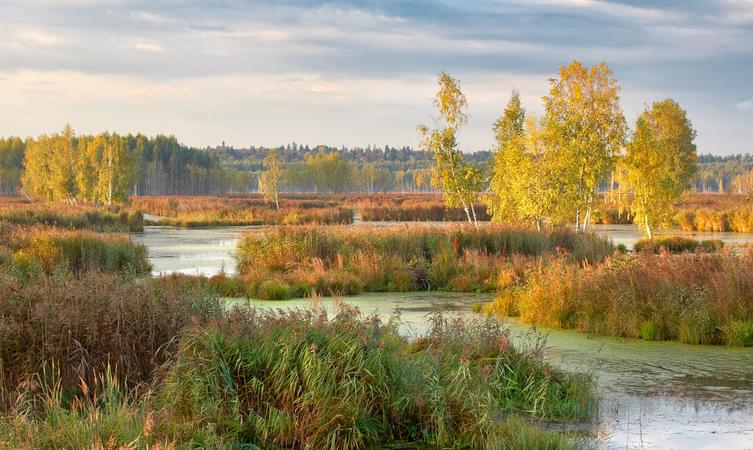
235 225 613 299
133 195 353 227
633 236 723 254
154 307 592 448
0 273 221 410
487 252 753 346
0 223 150 276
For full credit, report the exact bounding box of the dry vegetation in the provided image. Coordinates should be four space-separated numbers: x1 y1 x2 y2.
0 272 592 449
487 251 753 346
230 225 613 299
0 197 143 232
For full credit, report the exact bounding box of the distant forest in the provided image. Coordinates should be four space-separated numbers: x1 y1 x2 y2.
0 131 750 197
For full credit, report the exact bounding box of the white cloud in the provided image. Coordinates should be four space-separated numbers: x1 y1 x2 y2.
131 39 165 53
18 30 68 46
737 98 753 111
717 0 753 25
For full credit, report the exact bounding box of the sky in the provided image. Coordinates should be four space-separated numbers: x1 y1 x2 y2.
0 0 751 155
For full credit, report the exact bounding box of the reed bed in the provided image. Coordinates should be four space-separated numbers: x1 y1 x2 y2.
132 195 353 226
487 252 753 346
0 222 150 276
0 281 593 448
633 236 723 253
0 273 221 410
234 225 613 299
359 201 490 222
0 197 143 232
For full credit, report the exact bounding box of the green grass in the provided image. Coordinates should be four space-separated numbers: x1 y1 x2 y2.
633 236 723 253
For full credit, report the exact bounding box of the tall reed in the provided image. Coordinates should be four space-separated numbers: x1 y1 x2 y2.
235 225 613 299
0 223 150 276
487 252 753 346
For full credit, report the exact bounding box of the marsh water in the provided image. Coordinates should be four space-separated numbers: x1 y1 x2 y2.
132 225 753 449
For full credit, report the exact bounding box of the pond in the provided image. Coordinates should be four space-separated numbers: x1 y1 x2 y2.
133 225 753 449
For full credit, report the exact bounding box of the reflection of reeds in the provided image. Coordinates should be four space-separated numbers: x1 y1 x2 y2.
487 251 753 346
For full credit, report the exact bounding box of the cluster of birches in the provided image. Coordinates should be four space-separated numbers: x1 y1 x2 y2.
0 131 239 203
409 61 698 238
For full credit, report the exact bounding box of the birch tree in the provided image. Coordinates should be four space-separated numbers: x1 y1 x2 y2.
543 61 626 232
623 99 697 238
418 72 482 227
489 91 559 230
259 150 283 209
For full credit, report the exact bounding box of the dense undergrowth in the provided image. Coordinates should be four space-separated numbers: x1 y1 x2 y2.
487 251 753 346
0 272 593 449
231 225 614 299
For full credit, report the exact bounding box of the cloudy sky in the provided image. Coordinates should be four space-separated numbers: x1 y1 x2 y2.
1 0 751 154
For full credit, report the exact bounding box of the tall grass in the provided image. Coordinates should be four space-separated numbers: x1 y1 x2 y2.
0 274 593 449
0 273 221 410
234 225 613 299
0 197 143 232
0 223 150 276
487 252 753 346
360 202 490 222
132 195 353 226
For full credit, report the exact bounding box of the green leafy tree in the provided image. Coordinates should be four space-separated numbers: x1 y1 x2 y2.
543 61 627 232
623 99 697 238
259 150 283 209
418 72 483 227
488 91 559 230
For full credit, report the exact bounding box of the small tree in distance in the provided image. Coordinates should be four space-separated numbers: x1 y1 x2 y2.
260 150 283 210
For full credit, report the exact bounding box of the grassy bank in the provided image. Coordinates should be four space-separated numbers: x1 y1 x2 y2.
132 195 353 226
233 225 613 299
0 223 150 276
487 252 753 346
0 197 143 232
0 273 593 449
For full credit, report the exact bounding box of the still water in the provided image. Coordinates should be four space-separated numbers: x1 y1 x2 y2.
132 225 753 449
